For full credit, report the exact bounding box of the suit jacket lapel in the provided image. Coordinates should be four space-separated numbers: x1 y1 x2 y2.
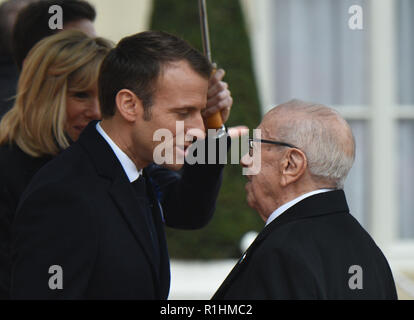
143 169 171 298
108 176 160 283
78 121 161 292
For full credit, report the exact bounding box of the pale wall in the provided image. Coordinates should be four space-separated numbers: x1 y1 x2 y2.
0 0 153 44
88 0 153 43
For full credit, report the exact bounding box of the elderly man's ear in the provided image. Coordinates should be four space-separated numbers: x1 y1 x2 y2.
115 89 143 122
279 149 307 187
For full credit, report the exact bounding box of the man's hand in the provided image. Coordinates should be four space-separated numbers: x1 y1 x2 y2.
202 68 233 125
227 125 249 139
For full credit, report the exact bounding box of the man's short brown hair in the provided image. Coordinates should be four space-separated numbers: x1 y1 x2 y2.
98 31 212 120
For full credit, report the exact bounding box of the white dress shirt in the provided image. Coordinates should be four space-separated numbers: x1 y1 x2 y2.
96 122 142 182
265 189 334 226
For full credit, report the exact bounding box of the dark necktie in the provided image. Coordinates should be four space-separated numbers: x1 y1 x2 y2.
131 175 161 272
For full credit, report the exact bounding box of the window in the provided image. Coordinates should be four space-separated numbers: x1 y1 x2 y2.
397 0 414 239
249 0 371 228
245 0 414 252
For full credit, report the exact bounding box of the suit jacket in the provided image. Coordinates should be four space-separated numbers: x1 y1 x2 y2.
213 190 398 300
10 121 225 299
0 143 51 299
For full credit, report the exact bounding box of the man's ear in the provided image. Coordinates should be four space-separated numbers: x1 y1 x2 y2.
115 89 143 122
280 148 307 187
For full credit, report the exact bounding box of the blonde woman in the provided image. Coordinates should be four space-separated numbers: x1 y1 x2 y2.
0 30 112 299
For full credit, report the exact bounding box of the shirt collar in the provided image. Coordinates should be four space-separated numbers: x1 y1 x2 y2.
96 122 142 182
266 189 334 226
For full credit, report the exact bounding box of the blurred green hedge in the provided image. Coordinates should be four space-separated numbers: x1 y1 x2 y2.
151 0 263 259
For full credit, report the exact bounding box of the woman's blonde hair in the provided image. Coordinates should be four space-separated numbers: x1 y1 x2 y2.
0 30 113 157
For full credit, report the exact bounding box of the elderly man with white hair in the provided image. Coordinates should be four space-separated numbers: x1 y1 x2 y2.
213 99 397 300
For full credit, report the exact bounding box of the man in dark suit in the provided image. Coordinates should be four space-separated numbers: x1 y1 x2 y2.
10 31 233 299
213 99 398 300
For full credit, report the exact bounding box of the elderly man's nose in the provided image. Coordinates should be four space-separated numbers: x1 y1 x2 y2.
241 153 253 168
